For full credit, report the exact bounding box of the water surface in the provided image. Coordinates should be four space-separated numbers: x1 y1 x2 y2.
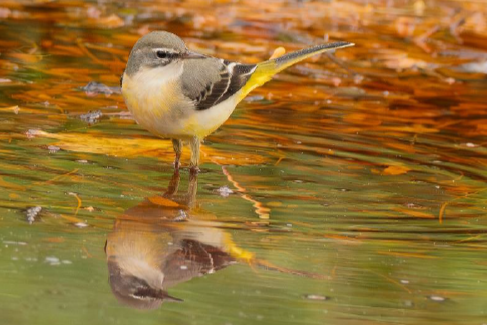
0 1 486 324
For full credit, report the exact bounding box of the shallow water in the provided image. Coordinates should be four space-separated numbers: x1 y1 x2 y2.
0 0 487 324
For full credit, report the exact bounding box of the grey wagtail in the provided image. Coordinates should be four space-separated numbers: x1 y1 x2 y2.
121 31 354 171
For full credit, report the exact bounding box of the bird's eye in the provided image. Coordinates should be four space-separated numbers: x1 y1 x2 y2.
156 51 168 59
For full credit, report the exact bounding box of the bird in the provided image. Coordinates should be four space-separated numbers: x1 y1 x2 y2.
121 31 354 171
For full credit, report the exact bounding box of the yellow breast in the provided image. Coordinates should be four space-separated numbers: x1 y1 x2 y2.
122 65 191 138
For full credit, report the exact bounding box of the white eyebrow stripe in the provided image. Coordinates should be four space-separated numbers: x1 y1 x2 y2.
152 48 178 53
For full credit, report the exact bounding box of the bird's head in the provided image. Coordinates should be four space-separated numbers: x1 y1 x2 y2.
125 31 206 76
107 258 183 310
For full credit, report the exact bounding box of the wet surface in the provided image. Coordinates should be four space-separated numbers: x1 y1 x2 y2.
0 0 487 324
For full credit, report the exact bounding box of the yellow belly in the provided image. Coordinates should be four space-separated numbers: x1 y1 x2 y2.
122 68 191 138
181 93 240 138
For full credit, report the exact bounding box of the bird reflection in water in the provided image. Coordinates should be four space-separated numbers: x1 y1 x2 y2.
105 170 255 310
105 170 324 310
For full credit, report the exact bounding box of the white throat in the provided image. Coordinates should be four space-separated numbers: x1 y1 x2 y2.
133 62 184 86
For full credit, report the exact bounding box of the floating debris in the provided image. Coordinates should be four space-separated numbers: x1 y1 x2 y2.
174 210 187 221
47 145 60 153
45 256 60 266
217 186 234 197
26 128 41 139
400 279 410 284
244 95 265 102
86 6 101 19
0 8 11 19
403 300 414 307
9 105 19 114
405 203 423 209
79 110 103 124
464 142 478 148
3 241 27 246
428 295 446 302
303 294 329 301
104 111 133 119
44 257 71 266
81 81 121 96
457 61 487 74
74 222 88 228
26 206 42 224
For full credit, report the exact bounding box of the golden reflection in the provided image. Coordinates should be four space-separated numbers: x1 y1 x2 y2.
104 170 254 310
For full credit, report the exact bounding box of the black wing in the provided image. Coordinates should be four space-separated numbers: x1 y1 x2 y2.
182 58 256 111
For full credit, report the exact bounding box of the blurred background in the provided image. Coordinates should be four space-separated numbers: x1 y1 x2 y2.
0 0 486 324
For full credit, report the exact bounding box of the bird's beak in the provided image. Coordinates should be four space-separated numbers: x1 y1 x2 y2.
160 291 184 303
183 51 207 59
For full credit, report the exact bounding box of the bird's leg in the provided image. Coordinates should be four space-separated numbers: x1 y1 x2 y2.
186 170 198 209
172 138 182 169
189 136 200 173
163 167 180 198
